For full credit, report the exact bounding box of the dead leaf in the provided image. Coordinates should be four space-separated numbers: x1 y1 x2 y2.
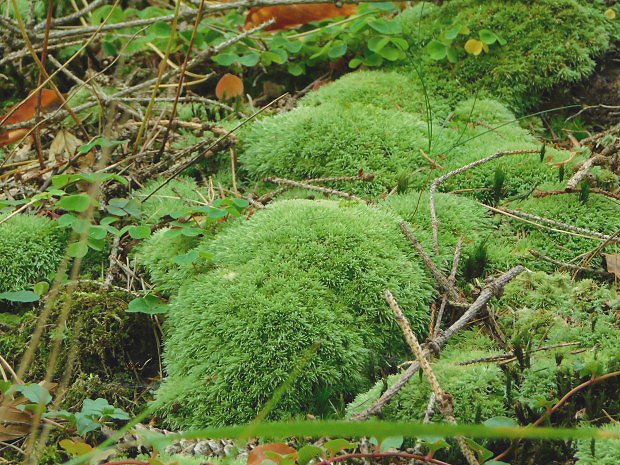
0 89 64 147
0 405 32 442
49 129 83 162
216 74 244 101
603 253 620 279
245 5 357 31
248 443 297 465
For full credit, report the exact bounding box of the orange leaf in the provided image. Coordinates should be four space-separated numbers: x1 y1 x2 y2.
215 74 244 101
245 5 357 31
248 443 297 465
0 89 63 147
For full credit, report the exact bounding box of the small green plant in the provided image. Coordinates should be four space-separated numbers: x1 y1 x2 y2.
427 24 506 62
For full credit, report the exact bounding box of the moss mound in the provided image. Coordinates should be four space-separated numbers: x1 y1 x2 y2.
0 214 67 293
300 70 450 119
397 0 615 111
239 103 433 196
0 286 159 411
152 199 434 428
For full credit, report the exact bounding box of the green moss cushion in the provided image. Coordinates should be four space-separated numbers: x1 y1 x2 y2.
0 214 67 293
239 103 436 196
154 199 435 428
396 0 615 111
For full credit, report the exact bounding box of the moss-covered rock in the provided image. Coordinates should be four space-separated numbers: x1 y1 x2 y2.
0 286 159 411
396 0 616 112
152 199 435 428
0 214 67 293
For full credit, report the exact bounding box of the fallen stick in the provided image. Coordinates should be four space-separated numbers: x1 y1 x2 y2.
352 265 525 420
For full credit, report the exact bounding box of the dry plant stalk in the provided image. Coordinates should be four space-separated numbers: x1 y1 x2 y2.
384 290 480 465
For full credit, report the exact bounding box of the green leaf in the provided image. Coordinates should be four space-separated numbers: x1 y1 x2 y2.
363 53 383 67
127 295 167 315
378 45 400 61
348 57 363 68
297 445 324 465
88 225 108 240
57 213 77 228
445 25 463 40
102 40 118 57
51 174 71 188
231 198 250 209
379 435 403 452
71 218 91 234
368 36 390 53
57 194 92 212
262 48 288 65
34 281 50 297
19 384 52 405
427 40 447 60
390 37 409 51
87 237 105 251
172 250 199 265
483 417 519 428
74 412 100 435
0 381 12 395
67 242 89 258
238 52 260 67
447 47 459 63
479 29 497 45
150 21 172 38
78 137 126 154
0 290 40 302
328 41 347 59
323 439 357 457
128 225 151 239
368 19 401 35
287 62 305 76
211 52 240 66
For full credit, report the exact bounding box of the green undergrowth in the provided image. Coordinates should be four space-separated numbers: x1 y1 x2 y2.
396 0 616 112
0 286 159 411
147 199 435 428
347 272 619 463
497 186 620 269
575 426 620 465
132 177 210 223
239 91 577 201
0 214 67 294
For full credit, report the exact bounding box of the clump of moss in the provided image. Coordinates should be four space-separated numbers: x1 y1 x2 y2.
498 186 620 269
239 103 433 196
0 214 67 293
0 286 159 411
575 427 620 465
153 200 435 428
300 70 450 120
397 0 615 112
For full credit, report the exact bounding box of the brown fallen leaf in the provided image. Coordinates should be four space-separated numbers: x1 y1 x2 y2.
0 89 64 147
248 443 297 465
216 74 244 100
245 5 357 31
49 129 83 162
0 405 32 442
603 253 620 279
